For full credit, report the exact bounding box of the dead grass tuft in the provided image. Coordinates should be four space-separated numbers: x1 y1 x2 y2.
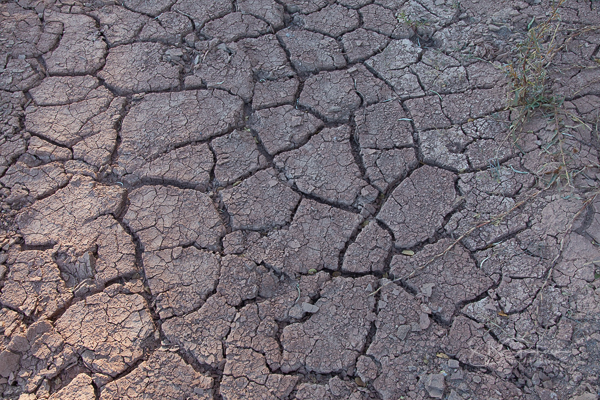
505 0 600 188
505 0 565 120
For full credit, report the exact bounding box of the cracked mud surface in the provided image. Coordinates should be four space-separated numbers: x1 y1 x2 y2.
1 0 600 399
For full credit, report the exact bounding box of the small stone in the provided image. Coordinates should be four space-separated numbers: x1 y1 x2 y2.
289 304 306 319
450 369 464 381
301 302 319 314
421 283 435 297
356 355 378 382
0 351 20 378
424 373 445 398
397 325 411 340
536 387 558 400
7 335 29 353
448 390 464 400
569 394 597 400
448 359 460 369
420 313 431 330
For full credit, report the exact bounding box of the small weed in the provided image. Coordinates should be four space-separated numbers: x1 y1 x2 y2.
395 11 429 28
505 0 600 188
505 0 565 129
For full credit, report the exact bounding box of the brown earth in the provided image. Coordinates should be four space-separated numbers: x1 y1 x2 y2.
1 0 600 399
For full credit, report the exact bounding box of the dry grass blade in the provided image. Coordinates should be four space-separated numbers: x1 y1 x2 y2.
535 191 599 311
506 0 565 117
505 0 600 188
370 187 549 296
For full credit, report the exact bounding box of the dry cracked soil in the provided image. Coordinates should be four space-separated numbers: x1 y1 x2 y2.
1 0 600 399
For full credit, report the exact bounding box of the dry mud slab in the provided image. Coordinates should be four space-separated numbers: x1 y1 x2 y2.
1 0 600 399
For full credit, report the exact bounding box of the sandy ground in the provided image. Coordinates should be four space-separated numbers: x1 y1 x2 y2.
1 0 600 399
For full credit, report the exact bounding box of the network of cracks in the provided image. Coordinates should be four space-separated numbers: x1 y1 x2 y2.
0 0 600 399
